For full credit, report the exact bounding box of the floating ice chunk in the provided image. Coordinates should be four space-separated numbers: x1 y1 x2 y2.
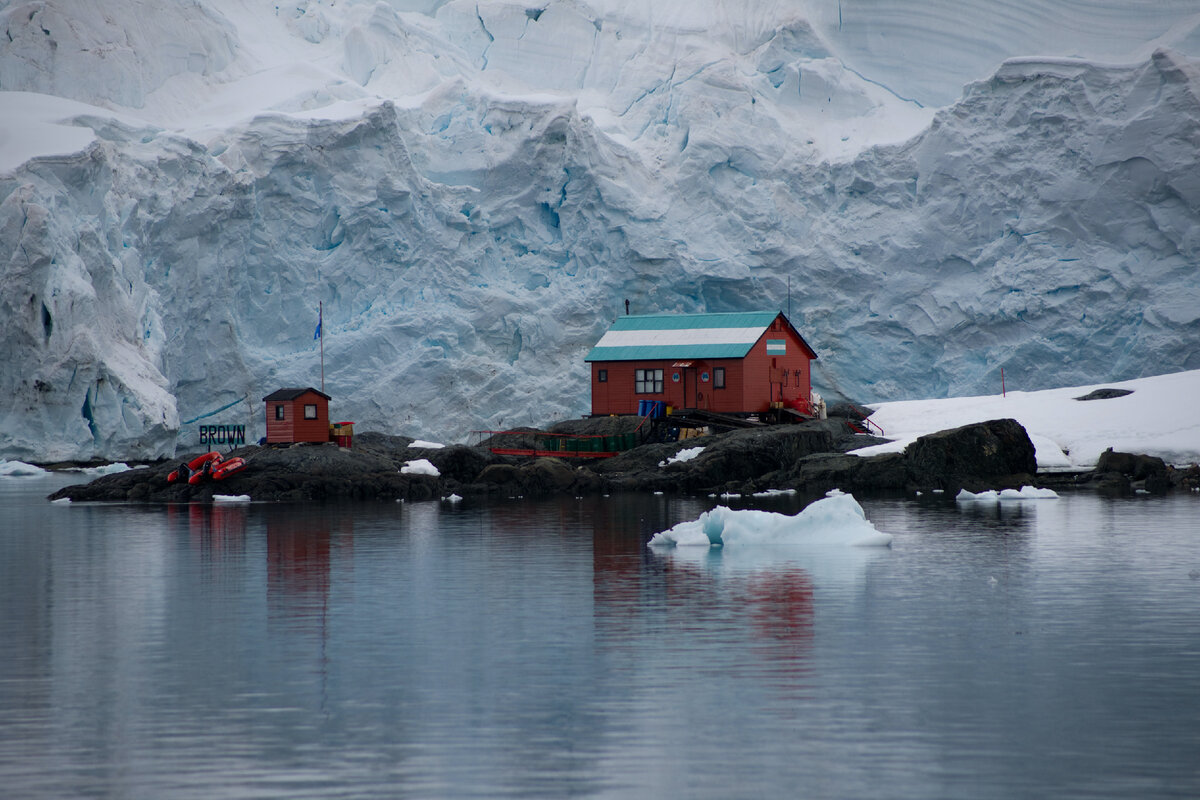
752 488 797 497
401 459 440 476
75 462 134 476
410 440 446 449
1001 486 1058 499
50 497 72 505
443 493 463 503
0 460 48 477
213 494 251 503
659 446 704 467
649 492 892 549
956 486 1059 503
957 489 1000 503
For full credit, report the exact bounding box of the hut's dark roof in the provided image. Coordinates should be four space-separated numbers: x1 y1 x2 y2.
262 387 332 402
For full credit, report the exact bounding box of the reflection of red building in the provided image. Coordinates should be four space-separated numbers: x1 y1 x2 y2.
737 571 814 644
588 496 816 676
173 503 249 558
267 513 340 598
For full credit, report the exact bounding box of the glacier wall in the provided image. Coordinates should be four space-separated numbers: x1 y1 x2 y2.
2 0 1199 460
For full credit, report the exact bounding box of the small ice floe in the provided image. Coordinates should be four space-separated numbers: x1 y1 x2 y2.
401 459 440 476
720 492 741 499
50 497 72 505
443 493 463 503
752 488 797 498
409 440 445 449
955 486 1059 503
0 460 48 477
659 446 704 468
649 490 892 549
213 494 251 503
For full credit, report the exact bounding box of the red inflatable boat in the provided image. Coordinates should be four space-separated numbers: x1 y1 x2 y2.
168 451 247 484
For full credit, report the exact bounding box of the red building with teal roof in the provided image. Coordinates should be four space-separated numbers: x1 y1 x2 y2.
584 311 819 417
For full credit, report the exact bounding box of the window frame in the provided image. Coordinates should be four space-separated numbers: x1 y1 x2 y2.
634 368 664 394
598 369 608 383
274 404 286 421
714 367 726 389
304 403 318 420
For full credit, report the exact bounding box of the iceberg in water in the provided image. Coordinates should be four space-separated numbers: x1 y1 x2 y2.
956 487 1059 503
649 490 893 549
0 460 49 477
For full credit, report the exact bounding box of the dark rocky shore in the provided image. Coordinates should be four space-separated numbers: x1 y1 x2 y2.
47 416 1200 504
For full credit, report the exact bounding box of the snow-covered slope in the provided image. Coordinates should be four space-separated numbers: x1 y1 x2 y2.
859 368 1200 470
1 1 1198 460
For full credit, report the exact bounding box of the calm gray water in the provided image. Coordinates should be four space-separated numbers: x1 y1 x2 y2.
2 474 1199 799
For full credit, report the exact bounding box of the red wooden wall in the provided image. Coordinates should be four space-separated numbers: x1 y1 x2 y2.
265 391 330 443
589 317 815 416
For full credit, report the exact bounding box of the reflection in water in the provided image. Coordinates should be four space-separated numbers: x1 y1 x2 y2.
265 507 350 619
171 502 249 558
587 494 827 689
4 483 1200 800
736 568 814 650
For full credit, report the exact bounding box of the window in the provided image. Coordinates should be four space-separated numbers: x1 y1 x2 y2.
598 369 608 383
714 367 726 389
304 404 318 420
274 404 285 421
635 368 663 394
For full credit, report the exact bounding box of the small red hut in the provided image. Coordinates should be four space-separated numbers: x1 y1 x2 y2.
262 387 331 444
585 311 819 417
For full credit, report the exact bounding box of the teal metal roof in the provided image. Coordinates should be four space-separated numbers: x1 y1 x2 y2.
585 311 784 362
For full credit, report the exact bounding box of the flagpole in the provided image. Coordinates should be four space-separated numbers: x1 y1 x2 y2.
319 301 324 393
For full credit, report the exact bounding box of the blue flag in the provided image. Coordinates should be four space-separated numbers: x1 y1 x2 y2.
314 304 322 340
314 319 322 340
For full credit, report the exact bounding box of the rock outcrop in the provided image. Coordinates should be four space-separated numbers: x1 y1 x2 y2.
1079 447 1173 495
48 417 1044 503
784 418 1037 496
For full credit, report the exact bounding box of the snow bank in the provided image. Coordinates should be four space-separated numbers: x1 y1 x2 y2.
659 446 704 468
409 440 446 449
401 459 440 477
859 369 1200 469
649 490 893 549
